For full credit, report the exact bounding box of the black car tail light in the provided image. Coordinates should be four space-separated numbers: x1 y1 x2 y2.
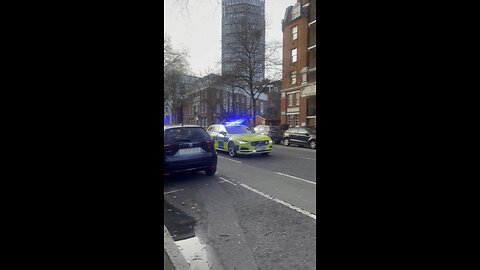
164 144 178 155
201 139 215 152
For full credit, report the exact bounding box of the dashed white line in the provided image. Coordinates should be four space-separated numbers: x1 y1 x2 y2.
239 183 316 220
218 156 242 164
164 189 184 195
275 172 316 185
218 177 237 186
299 156 316 161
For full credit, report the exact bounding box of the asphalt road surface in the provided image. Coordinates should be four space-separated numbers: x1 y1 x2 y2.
164 144 316 270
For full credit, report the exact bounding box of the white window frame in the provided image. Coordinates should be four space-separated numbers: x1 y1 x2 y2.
291 71 297 85
292 26 298 41
296 92 300 106
292 3 301 20
288 93 293 106
291 48 297 63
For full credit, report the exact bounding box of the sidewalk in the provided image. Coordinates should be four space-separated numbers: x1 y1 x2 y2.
164 248 175 270
164 225 190 270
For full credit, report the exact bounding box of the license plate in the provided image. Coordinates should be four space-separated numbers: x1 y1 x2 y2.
179 147 202 154
256 145 266 151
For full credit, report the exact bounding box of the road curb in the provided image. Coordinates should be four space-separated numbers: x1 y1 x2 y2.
164 225 190 270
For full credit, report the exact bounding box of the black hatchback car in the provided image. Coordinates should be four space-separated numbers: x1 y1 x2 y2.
282 127 316 149
253 125 282 144
164 125 217 176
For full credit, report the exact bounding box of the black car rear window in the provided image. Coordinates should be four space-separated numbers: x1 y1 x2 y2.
164 127 210 143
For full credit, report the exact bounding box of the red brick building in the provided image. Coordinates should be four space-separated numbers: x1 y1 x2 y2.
182 74 271 128
280 0 316 128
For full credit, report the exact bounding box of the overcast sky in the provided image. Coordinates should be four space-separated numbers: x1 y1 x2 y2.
164 0 295 78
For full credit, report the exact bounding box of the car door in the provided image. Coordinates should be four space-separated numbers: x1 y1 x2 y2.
289 128 300 143
296 128 310 146
207 126 220 148
216 126 228 150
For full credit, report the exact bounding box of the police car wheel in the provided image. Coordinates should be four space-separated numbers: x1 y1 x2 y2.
228 142 237 157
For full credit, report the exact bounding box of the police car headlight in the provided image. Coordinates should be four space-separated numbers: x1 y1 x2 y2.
237 140 249 144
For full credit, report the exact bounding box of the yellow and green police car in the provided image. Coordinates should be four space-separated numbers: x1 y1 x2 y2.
206 124 273 157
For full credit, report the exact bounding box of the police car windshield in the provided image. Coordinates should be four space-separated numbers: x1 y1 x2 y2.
225 125 253 134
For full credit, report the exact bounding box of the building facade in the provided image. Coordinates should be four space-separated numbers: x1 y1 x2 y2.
182 74 270 128
222 0 265 81
257 80 282 126
280 0 316 128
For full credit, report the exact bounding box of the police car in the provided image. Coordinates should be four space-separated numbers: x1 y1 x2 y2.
206 123 273 157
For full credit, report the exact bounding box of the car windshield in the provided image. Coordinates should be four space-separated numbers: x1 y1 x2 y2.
164 127 210 143
225 125 253 134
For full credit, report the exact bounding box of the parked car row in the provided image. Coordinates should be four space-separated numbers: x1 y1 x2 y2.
164 124 316 176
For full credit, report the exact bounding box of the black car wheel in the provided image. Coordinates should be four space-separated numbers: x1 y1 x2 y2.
283 138 290 146
205 166 216 176
228 142 237 157
309 140 316 149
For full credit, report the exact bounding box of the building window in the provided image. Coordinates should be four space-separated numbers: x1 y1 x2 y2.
288 115 292 127
295 115 299 127
288 93 293 106
260 102 264 115
296 92 300 106
292 3 301 20
292 26 298 40
291 48 297 63
291 71 297 85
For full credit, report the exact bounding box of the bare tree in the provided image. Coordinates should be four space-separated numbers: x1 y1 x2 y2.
164 36 188 77
164 36 191 124
164 71 189 124
221 12 281 126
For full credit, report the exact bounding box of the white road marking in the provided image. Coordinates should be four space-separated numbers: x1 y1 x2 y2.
218 177 237 186
164 189 184 195
299 156 316 161
218 156 242 164
275 172 316 185
239 183 316 220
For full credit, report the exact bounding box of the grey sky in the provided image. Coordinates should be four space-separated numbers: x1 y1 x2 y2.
164 0 295 78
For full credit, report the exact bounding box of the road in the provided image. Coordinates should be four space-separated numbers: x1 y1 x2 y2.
164 144 316 270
